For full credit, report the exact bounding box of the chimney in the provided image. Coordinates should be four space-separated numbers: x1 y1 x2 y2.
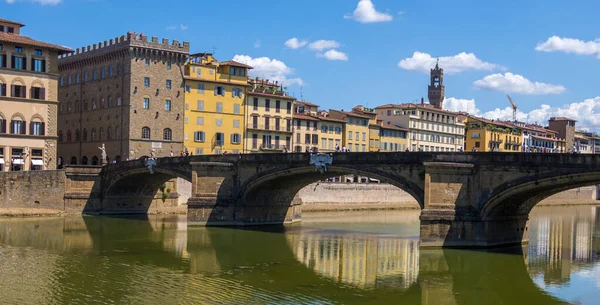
421 97 424 105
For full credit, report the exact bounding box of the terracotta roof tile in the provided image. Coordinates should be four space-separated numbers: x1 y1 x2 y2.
329 109 371 119
0 32 72 53
219 60 253 69
247 90 295 100
381 124 408 131
293 114 320 121
295 100 319 107
317 116 346 123
0 18 25 26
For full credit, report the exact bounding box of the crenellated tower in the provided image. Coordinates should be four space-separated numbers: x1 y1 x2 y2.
427 59 444 109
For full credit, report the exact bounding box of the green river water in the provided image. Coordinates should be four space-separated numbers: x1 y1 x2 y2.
0 206 598 305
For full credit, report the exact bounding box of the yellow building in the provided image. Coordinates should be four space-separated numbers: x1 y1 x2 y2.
317 112 345 152
183 53 251 155
245 78 294 153
465 116 522 152
329 109 370 152
292 101 320 152
378 123 409 151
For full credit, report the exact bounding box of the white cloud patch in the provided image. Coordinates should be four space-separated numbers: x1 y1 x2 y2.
308 40 341 51
166 24 188 31
473 73 566 95
232 55 304 87
284 38 308 49
398 51 503 74
442 97 600 132
344 0 393 23
317 49 349 61
535 36 600 59
6 0 61 4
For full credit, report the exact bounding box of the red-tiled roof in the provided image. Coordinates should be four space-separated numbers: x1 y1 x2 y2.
247 90 295 100
295 100 319 107
219 60 253 69
293 114 320 121
550 117 577 122
0 32 72 53
375 103 459 115
318 116 346 123
330 109 371 119
0 18 25 26
381 124 408 131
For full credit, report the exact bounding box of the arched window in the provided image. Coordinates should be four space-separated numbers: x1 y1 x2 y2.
58 130 64 142
67 101 72 113
92 98 97 110
101 67 106 79
91 156 99 165
141 127 150 139
83 128 88 141
92 69 97 80
163 128 172 141
99 127 104 141
116 64 121 74
115 125 120 139
91 128 97 141
106 127 112 140
83 100 88 111
81 156 88 165
75 129 80 141
76 72 80 84
29 115 44 136
70 156 77 165
10 114 25 134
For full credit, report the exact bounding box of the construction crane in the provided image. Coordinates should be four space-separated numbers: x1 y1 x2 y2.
507 95 517 122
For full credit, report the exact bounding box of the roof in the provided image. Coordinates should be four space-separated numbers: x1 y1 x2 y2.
247 90 295 100
0 32 73 53
295 100 319 107
466 115 519 130
375 103 459 115
317 116 346 123
520 124 557 134
550 117 577 122
293 113 320 121
0 18 25 27
219 60 253 69
381 124 409 132
329 109 371 119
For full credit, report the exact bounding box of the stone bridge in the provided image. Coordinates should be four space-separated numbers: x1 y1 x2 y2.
90 152 600 248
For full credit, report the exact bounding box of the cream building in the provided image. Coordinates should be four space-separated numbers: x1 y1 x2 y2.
317 111 345 152
245 78 294 153
0 18 72 171
292 101 320 152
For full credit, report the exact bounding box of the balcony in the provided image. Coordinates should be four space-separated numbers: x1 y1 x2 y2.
260 144 285 151
505 139 521 145
246 124 292 133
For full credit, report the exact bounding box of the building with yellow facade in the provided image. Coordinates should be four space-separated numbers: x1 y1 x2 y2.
378 122 409 152
329 108 370 152
183 53 251 155
292 101 320 152
245 78 294 153
317 111 345 152
464 116 522 152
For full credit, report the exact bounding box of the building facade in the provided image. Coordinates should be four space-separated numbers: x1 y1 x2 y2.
317 112 344 152
378 123 409 152
329 109 370 152
516 122 565 153
183 53 250 155
292 101 320 152
245 78 294 153
0 18 72 171
58 32 189 164
464 116 522 152
548 117 576 151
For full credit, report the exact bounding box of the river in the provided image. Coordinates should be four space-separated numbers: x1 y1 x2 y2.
0 205 597 305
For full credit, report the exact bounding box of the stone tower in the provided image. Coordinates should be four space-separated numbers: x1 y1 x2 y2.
428 59 445 109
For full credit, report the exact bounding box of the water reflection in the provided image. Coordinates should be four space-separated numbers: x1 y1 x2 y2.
0 206 596 304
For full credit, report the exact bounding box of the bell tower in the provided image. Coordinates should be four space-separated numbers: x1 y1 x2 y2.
428 59 444 109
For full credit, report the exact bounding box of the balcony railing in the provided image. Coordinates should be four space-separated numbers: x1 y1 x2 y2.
260 144 285 151
246 124 292 132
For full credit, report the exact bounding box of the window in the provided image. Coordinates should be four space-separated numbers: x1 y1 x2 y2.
195 148 203 155
107 96 113 108
164 99 171 111
145 58 150 67
197 100 204 111
321 138 327 149
101 67 105 78
84 71 89 82
167 61 172 70
194 131 205 142
231 133 241 144
197 83 204 94
196 67 201 77
15 46 23 53
11 84 26 98
196 117 204 125
265 99 270 111
12 56 25 70
83 129 88 141
275 100 281 113
143 98 150 109
109 66 114 76
185 117 188 124
11 119 25 134
233 104 240 114
163 128 172 141
215 132 224 146
31 87 45 100
0 54 6 68
216 102 223 113
93 69 97 80
286 102 292 114
362 132 366 141
348 131 352 140
216 118 222 126
355 132 359 141
185 85 191 93
209 70 214 75
144 77 150 87
312 134 318 145
166 80 171 89
32 59 45 72
321 125 328 133
253 98 258 110
232 88 242 98
141 127 150 139
233 120 240 128
91 128 97 141
215 86 225 96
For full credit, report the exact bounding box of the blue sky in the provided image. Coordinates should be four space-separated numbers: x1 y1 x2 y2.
3 0 600 131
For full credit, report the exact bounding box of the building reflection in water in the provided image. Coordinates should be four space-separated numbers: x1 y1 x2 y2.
528 205 599 286
287 232 419 290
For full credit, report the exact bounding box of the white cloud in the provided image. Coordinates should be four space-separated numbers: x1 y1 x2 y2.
344 0 393 23
254 40 261 48
232 55 304 87
473 73 566 95
166 24 188 31
6 0 61 4
398 51 503 74
308 40 341 51
442 97 600 132
317 49 349 61
284 38 308 49
535 36 600 59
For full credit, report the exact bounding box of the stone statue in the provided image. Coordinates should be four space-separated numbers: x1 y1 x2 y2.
144 157 157 174
150 148 156 158
128 149 135 160
98 143 107 164
309 153 333 174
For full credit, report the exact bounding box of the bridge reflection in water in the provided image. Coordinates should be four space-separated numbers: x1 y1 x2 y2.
0 206 596 304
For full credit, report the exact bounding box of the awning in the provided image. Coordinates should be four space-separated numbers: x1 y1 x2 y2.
12 158 23 165
31 159 44 166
